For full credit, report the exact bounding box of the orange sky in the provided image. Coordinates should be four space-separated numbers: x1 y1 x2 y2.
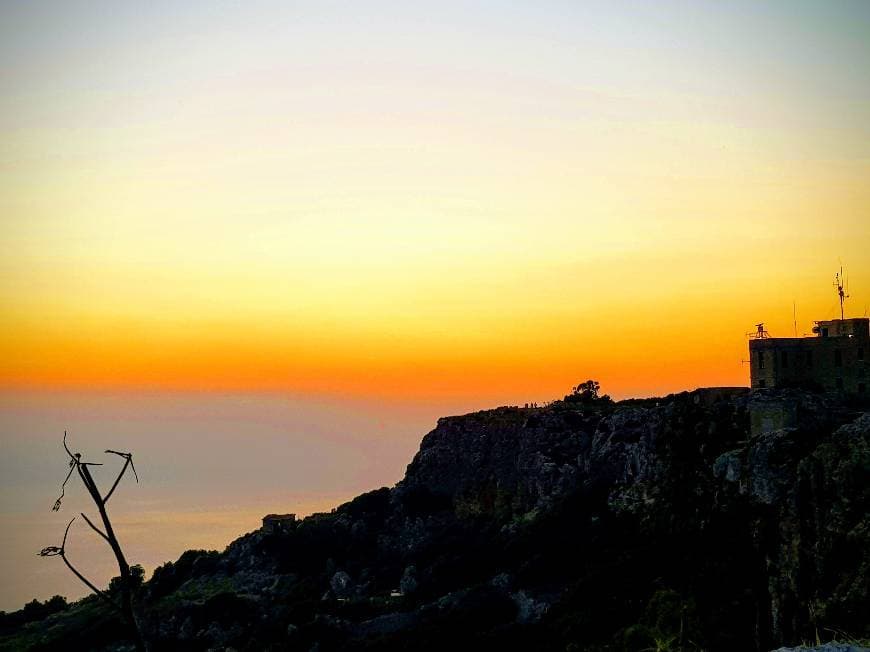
2 2 869 404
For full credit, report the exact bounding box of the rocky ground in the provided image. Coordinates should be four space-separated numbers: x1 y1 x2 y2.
1 388 868 651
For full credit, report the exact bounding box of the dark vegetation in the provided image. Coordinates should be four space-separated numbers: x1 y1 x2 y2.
0 597 68 635
2 385 868 651
563 379 613 405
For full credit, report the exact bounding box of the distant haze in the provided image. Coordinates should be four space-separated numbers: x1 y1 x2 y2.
0 390 475 611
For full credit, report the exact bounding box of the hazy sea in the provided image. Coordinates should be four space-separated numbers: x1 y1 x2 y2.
0 390 471 612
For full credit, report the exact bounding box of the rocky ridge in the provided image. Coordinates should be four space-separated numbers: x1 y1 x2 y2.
1 388 867 651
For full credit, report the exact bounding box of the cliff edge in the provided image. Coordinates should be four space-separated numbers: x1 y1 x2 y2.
2 388 868 651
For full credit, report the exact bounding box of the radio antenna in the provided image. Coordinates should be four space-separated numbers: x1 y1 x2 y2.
793 300 797 337
834 266 849 320
748 323 769 339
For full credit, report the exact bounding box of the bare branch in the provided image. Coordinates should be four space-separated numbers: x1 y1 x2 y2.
38 516 119 611
53 464 76 511
62 430 76 463
62 431 100 467
76 464 98 503
80 512 110 544
106 450 138 483
58 432 98 511
60 553 119 611
103 453 136 504
64 431 103 467
61 516 75 549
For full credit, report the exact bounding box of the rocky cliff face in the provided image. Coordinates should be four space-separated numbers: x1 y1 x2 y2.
402 388 748 514
2 389 868 652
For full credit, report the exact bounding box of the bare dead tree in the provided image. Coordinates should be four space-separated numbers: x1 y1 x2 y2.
40 431 146 651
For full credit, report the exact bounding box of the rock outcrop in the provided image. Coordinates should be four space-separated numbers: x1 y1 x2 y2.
2 388 867 652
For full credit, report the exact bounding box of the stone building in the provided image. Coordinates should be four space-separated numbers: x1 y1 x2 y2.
262 513 297 534
748 317 868 395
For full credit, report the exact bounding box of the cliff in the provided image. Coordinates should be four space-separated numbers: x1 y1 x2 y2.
2 388 868 651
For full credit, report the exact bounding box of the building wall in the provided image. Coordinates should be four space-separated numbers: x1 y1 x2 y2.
749 396 799 436
749 334 868 395
813 318 870 338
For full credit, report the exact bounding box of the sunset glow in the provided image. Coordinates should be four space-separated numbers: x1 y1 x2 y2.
2 1 869 403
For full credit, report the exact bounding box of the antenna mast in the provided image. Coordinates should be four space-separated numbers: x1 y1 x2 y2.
835 267 849 320
749 322 769 339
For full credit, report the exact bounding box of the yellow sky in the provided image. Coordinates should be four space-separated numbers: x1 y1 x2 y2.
2 2 869 403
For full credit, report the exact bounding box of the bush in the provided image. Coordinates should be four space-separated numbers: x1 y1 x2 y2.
564 380 613 405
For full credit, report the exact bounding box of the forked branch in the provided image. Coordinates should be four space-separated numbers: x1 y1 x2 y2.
103 449 138 504
38 517 117 611
80 511 110 543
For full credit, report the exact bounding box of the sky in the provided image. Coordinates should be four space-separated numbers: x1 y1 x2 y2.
2 1 870 403
1 0 870 611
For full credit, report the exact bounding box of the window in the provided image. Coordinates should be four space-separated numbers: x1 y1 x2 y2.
822 327 829 337
758 379 766 388
758 351 765 370
835 350 843 367
835 378 844 390
781 351 789 368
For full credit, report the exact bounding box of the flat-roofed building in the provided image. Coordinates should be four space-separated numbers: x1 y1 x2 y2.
749 318 868 396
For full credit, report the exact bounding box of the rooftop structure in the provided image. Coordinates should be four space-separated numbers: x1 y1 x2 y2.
748 318 868 395
748 269 867 396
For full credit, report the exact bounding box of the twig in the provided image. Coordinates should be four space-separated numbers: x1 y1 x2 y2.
63 431 103 468
53 464 76 511
103 451 137 504
62 430 76 463
80 512 111 544
106 450 138 483
102 457 129 504
61 516 74 549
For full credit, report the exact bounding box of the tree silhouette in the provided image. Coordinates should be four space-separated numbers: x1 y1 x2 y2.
565 379 612 404
39 431 146 651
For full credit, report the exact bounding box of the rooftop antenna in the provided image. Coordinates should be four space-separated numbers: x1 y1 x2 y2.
834 266 849 320
793 300 797 337
748 322 769 339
